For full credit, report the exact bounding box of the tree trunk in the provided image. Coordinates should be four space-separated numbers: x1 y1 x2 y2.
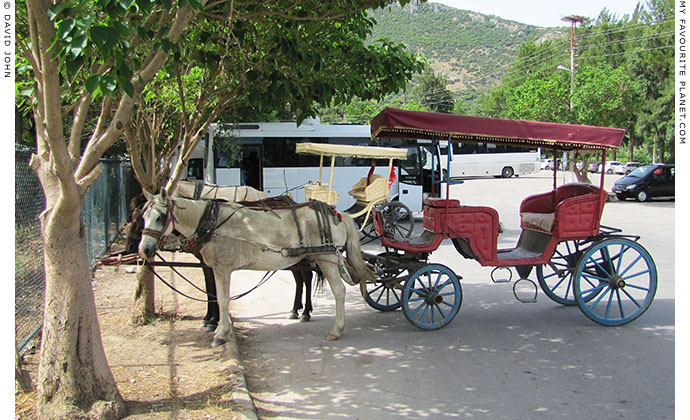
628 133 634 162
130 264 156 325
33 163 125 420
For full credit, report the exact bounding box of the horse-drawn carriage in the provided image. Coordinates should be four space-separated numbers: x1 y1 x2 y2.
135 108 657 344
295 142 414 239
360 108 657 330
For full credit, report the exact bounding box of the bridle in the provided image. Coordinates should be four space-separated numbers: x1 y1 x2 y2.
141 198 178 246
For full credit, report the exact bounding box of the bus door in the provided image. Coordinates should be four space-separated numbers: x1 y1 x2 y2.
241 144 262 190
396 144 424 212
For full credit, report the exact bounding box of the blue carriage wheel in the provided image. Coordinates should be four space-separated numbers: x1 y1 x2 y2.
402 264 462 330
361 252 406 311
537 240 596 306
362 279 403 311
573 238 657 326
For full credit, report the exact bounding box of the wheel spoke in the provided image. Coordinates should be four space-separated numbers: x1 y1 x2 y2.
373 287 387 305
390 287 401 303
622 269 651 281
619 254 644 277
586 286 611 311
434 303 447 319
410 301 425 317
419 303 430 321
624 282 650 292
591 254 612 277
615 289 625 318
581 269 608 282
616 244 629 272
620 287 643 309
580 282 607 296
604 289 614 318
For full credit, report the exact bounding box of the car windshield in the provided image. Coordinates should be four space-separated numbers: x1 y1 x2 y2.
627 166 654 178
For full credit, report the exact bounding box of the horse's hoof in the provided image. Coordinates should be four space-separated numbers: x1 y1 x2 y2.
201 319 208 327
211 337 227 347
288 312 299 320
205 323 218 333
327 333 340 341
300 314 311 322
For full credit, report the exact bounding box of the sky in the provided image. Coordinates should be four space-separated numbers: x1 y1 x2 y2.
432 0 645 27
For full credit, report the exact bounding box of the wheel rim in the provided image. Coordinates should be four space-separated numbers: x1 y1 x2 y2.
381 202 414 239
537 240 595 305
502 167 514 178
402 264 462 330
361 252 407 311
573 239 657 326
637 191 648 202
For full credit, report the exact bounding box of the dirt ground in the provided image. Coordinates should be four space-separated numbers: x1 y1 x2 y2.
16 250 256 420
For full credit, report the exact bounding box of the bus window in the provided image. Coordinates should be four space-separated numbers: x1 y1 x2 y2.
263 138 325 167
186 158 204 180
215 149 241 168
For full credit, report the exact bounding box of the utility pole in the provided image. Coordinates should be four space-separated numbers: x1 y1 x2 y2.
562 15 585 111
562 15 586 181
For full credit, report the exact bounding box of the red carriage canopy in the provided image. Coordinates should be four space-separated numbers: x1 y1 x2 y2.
370 108 625 151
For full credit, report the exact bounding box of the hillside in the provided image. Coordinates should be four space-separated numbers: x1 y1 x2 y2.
369 2 565 107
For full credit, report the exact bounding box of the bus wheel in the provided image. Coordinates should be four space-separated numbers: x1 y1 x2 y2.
501 166 514 178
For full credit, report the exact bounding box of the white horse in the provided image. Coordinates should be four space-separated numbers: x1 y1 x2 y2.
138 189 374 345
176 180 267 202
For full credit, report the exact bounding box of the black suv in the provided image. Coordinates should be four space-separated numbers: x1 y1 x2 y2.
612 164 675 202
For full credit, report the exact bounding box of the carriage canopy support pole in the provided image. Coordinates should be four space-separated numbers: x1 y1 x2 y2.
552 147 557 190
386 157 394 197
328 155 336 196
600 150 607 190
318 153 324 183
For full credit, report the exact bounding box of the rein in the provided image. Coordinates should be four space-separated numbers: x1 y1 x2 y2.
150 252 277 302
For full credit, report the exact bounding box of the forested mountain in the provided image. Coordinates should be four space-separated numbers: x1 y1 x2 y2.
369 2 562 106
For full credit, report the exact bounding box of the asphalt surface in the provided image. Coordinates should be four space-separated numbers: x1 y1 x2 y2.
229 171 675 420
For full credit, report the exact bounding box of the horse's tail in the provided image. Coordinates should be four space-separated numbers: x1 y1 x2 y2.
342 215 376 284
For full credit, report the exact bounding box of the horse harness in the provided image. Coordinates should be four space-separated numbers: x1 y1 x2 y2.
176 195 344 258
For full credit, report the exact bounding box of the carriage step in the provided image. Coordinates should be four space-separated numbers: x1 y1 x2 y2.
490 267 513 283
513 279 538 303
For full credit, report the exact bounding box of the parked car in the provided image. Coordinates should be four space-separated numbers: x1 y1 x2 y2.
615 162 642 175
612 164 675 202
588 162 602 173
603 161 624 174
540 158 553 170
542 158 564 170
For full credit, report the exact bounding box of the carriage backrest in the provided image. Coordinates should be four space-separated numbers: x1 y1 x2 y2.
520 183 606 238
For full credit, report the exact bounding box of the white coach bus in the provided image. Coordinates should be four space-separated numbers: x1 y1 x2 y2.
439 141 540 178
184 117 443 212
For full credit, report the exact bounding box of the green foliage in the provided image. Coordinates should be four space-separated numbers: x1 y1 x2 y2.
477 0 673 163
368 2 557 111
411 67 455 113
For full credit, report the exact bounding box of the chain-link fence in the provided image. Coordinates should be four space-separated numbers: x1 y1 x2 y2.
15 150 138 352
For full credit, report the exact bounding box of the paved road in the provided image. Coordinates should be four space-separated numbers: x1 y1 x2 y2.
230 171 674 420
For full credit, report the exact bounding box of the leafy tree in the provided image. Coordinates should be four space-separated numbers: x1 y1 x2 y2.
410 67 455 113
16 1 423 418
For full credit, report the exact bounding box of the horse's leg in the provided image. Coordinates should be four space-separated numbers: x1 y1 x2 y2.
289 270 303 320
194 252 219 332
315 256 346 340
202 264 219 332
211 267 232 347
301 271 313 323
